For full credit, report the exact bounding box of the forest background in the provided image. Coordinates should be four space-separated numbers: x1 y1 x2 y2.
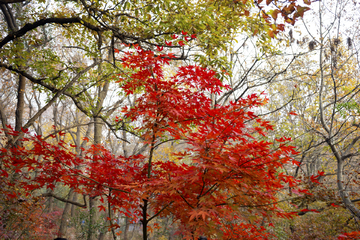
1 0 360 239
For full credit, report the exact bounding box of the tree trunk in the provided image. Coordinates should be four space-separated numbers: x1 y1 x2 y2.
141 199 149 240
70 192 77 218
88 116 102 240
15 74 26 142
46 190 54 213
337 159 360 220
316 0 360 222
58 190 74 238
123 216 130 240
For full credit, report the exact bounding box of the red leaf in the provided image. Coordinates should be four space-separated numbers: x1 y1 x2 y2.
98 205 106 212
21 127 29 133
167 53 176 58
310 175 320 184
338 231 360 239
300 208 319 213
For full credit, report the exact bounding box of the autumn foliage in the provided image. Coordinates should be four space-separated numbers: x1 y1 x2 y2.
338 231 360 240
0 46 300 239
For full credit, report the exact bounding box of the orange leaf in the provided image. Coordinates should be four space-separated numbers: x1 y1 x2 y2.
267 30 274 38
271 9 280 21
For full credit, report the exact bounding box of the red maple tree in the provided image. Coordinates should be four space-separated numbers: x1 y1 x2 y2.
0 45 300 239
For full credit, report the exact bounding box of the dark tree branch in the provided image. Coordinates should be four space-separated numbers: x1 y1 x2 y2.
42 192 87 208
147 201 174 223
42 122 94 141
0 3 17 32
0 63 60 92
0 17 102 49
0 0 26 3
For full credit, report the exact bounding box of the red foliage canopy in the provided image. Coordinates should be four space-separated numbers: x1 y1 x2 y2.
0 45 300 239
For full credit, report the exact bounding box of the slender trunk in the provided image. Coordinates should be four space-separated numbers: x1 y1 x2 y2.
9 74 26 187
141 134 156 240
326 138 360 220
15 74 26 141
98 232 106 240
72 115 92 218
88 196 98 240
88 43 110 239
47 191 54 212
337 159 360 221
123 216 130 240
94 116 102 144
70 192 77 218
58 190 74 238
141 199 149 240
88 116 102 240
